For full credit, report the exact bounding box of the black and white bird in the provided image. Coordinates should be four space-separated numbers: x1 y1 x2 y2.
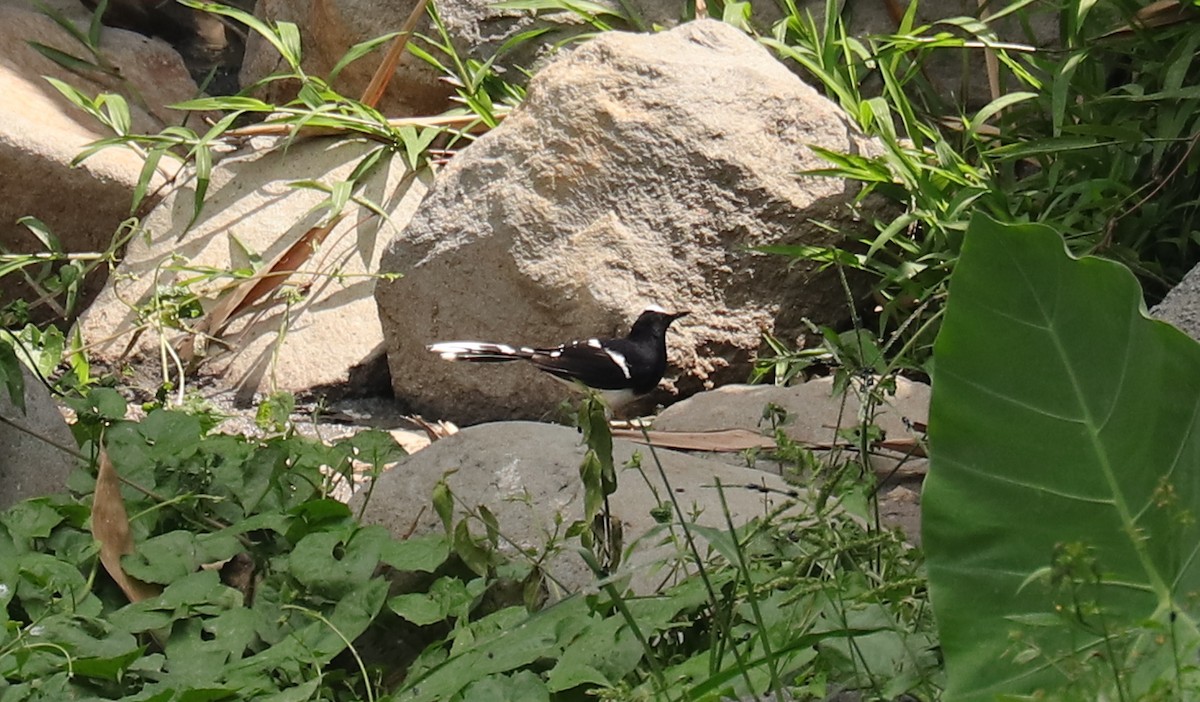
428 306 688 409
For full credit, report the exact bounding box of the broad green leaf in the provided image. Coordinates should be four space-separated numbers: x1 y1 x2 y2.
458 670 550 701
398 599 592 702
925 214 1200 700
379 533 451 573
288 529 382 595
122 530 240 584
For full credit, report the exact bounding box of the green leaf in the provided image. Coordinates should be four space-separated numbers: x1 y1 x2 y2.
276 21 303 67
122 530 240 584
172 95 275 112
459 670 550 701
0 339 25 410
432 479 454 533
453 520 491 577
347 428 407 466
28 43 106 77
389 576 484 626
329 32 400 84
131 147 165 214
925 214 1200 700
99 92 130 135
16 216 59 253
379 533 451 573
2 499 65 545
399 599 592 702
84 386 127 420
87 0 108 47
288 528 382 595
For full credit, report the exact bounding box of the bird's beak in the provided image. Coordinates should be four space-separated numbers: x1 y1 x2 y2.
670 310 690 321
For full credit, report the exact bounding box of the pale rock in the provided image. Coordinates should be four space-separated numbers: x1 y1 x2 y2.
75 137 430 402
0 2 204 318
351 421 808 595
375 20 890 424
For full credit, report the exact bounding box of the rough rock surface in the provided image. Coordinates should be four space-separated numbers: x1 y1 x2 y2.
75 137 429 403
654 377 929 454
239 0 1054 119
375 20 888 424
652 377 930 543
0 366 76 510
0 2 205 319
351 420 806 595
1153 262 1200 343
239 0 454 117
238 0 694 116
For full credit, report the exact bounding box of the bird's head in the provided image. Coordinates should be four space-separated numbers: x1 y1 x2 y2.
631 306 688 338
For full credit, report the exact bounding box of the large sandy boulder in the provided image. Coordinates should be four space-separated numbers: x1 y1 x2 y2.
75 137 430 403
374 20 887 423
0 1 204 320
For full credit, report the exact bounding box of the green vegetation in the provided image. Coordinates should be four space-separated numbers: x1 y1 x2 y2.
4 0 1200 699
927 215 1200 699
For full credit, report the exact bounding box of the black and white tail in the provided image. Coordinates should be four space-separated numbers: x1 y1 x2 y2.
427 341 536 363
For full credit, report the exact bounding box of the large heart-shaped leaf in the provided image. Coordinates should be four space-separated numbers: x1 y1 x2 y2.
924 214 1200 699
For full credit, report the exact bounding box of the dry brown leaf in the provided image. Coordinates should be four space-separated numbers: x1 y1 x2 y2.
177 215 345 364
92 446 161 603
360 0 432 108
878 436 927 458
1102 0 1198 38
408 414 459 442
614 428 927 458
882 0 905 24
611 428 778 452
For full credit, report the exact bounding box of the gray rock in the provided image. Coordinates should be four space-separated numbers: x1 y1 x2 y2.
653 377 929 449
376 20 888 424
0 2 205 320
0 366 75 509
1153 261 1200 342
75 137 429 403
351 420 807 596
652 377 930 543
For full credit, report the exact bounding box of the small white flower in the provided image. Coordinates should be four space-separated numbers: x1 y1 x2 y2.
29 626 45 637
0 583 9 599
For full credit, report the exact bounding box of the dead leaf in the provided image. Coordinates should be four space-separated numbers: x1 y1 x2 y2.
218 552 257 605
613 428 927 459
1101 0 1198 38
176 215 345 365
878 436 927 458
360 0 431 108
611 428 778 452
92 446 161 603
408 414 459 442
